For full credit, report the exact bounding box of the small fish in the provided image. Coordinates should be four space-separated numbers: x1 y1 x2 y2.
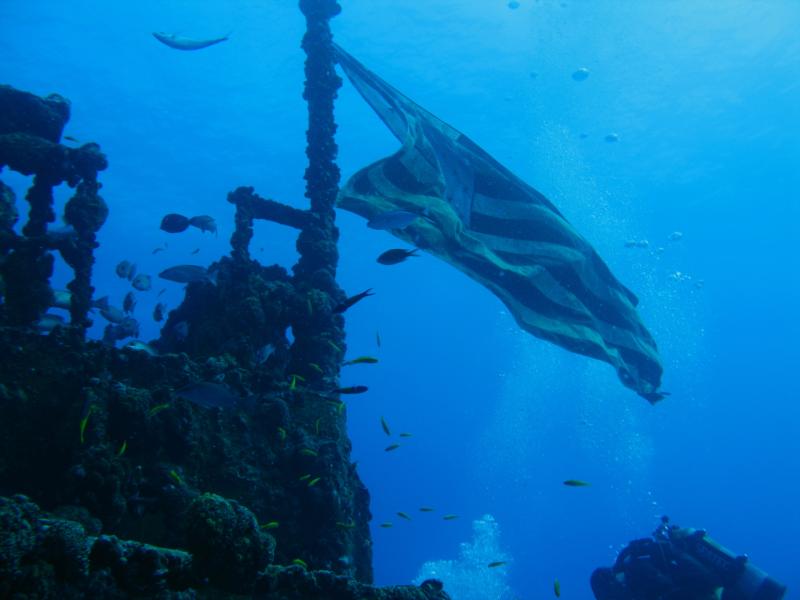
100 305 126 324
290 558 308 569
397 512 412 521
335 386 368 395
376 331 381 347
605 133 619 143
442 514 458 520
123 291 136 314
377 248 419 265
384 443 400 452
333 288 374 314
115 260 136 280
153 302 166 322
147 403 171 417
131 273 152 292
488 561 507 568
307 476 321 487
314 417 322 435
419 507 435 512
299 448 318 457
380 416 391 436
190 248 200 255
124 340 158 356
160 213 190 233
367 210 423 230
277 427 287 441
256 344 276 365
343 356 378 366
173 321 189 340
189 215 217 234
668 231 684 242
157 288 167 297
152 243 168 254
399 432 413 438
117 440 127 456
572 67 590 81
168 469 184 486
307 297 313 315
379 522 393 528
152 31 230 51
52 290 72 310
554 579 561 597
159 265 212 284
299 474 312 481
79 406 93 444
36 314 66 333
63 135 79 142
563 479 591 487
261 521 280 530
336 520 356 529
308 362 323 374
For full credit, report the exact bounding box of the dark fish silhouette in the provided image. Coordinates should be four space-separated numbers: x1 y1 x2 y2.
377 248 418 265
333 289 374 313
153 302 166 322
123 291 136 314
160 213 190 233
335 385 368 395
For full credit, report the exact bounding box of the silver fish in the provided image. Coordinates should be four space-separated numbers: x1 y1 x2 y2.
152 31 229 51
37 314 66 333
100 305 126 324
189 215 217 234
124 340 158 356
159 265 211 284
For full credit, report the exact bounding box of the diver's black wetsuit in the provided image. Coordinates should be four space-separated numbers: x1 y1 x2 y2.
590 519 786 600
590 536 720 600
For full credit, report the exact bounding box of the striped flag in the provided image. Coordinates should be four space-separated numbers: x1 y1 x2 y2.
335 45 664 403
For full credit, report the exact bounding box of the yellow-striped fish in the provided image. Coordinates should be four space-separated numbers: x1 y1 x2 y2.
307 476 321 487
488 561 507 568
291 558 308 569
384 443 400 452
443 514 458 520
399 432 413 438
554 578 561 597
379 522 393 528
299 448 318 457
117 440 127 456
261 521 280 530
381 416 391 436
419 506 435 512
397 511 412 521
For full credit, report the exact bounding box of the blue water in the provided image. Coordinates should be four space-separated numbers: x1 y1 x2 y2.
3 1 799 598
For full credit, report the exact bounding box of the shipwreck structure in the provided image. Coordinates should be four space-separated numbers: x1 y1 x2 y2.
0 2 449 598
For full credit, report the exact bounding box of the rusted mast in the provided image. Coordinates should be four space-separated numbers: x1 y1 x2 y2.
292 0 345 379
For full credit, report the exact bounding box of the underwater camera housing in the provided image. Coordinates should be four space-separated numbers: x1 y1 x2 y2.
654 517 786 600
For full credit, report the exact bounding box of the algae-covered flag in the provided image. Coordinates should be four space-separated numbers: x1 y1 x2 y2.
334 45 665 403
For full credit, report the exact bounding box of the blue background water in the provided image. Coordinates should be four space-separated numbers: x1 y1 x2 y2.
3 1 799 597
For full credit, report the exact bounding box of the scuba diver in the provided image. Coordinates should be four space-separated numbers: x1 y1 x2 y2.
591 517 786 600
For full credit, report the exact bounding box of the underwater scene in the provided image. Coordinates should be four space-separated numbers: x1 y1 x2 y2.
1 1 798 598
